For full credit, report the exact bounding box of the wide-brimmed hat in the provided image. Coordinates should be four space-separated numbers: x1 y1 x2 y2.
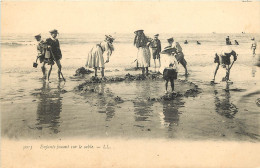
167 37 174 42
105 35 115 41
161 46 176 54
154 34 159 37
34 34 41 38
134 29 144 34
251 37 255 40
49 29 59 34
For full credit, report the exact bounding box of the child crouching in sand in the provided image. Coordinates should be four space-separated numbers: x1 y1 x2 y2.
161 46 179 94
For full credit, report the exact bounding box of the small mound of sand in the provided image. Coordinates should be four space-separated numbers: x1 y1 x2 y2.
74 67 93 76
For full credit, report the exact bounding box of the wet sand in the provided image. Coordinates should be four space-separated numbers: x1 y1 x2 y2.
1 66 259 142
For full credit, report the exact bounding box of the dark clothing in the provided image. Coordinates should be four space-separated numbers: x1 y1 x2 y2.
163 69 178 80
45 38 62 61
175 51 187 67
214 51 237 65
134 34 151 48
226 37 231 45
149 39 161 59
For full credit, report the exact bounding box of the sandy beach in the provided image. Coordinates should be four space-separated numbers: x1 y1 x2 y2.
1 33 260 142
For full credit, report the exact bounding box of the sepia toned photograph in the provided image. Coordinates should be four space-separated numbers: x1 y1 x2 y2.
1 0 260 167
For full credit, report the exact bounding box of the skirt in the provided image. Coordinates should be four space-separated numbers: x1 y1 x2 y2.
85 46 105 69
163 69 178 80
137 46 151 68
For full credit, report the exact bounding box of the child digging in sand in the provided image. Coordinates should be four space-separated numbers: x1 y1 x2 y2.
161 46 179 94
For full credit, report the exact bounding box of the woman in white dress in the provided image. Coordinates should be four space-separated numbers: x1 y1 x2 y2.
133 30 152 76
86 35 114 78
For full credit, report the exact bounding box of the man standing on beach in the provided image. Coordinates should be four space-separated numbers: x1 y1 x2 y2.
35 34 46 79
45 29 63 81
149 34 161 72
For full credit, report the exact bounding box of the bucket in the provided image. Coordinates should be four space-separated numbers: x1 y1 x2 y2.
33 62 38 68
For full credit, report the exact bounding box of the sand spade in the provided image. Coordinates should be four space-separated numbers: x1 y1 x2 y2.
49 49 66 82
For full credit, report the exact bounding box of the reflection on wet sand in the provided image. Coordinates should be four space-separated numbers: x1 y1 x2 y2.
159 98 185 138
133 82 153 122
214 83 238 119
36 81 63 134
95 83 116 121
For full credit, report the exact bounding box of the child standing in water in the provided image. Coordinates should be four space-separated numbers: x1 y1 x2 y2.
161 46 179 94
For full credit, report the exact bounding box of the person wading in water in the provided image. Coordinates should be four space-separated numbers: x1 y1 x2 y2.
251 37 257 56
212 47 238 83
85 35 115 79
168 37 189 75
149 34 161 72
34 34 47 79
44 29 63 82
160 46 179 94
134 29 152 76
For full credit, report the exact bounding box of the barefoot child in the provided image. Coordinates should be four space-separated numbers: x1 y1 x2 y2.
44 29 63 82
161 46 179 93
167 38 189 75
34 34 46 79
85 35 115 78
149 34 161 72
212 48 237 83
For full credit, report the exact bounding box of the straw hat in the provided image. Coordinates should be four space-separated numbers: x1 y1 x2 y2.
167 37 174 42
105 35 115 42
134 29 144 34
49 29 59 34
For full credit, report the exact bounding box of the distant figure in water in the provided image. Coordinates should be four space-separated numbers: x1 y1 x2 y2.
85 35 114 78
212 47 238 83
149 34 161 72
234 40 239 45
160 46 178 93
226 36 232 45
168 38 189 75
184 40 188 44
34 34 46 79
197 41 201 45
251 37 257 55
134 29 152 76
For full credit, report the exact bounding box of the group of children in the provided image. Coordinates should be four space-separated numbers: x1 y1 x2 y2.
34 30 257 94
35 29 63 82
133 30 189 94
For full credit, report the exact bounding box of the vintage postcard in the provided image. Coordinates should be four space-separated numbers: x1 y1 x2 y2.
1 0 260 167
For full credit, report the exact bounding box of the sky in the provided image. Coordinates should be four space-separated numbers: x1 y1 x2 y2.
1 1 260 34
